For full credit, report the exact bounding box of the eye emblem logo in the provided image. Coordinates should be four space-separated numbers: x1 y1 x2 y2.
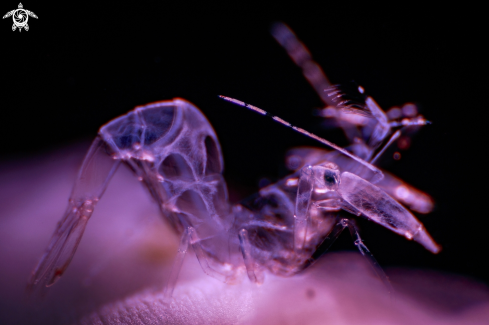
3 3 38 32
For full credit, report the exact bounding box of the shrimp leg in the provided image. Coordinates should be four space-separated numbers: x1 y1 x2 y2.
344 218 393 294
302 216 347 270
271 22 334 107
27 137 120 293
238 229 258 283
301 217 392 293
294 165 314 251
189 227 228 283
163 227 191 300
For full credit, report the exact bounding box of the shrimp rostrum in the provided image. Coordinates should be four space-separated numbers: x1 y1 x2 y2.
28 96 440 298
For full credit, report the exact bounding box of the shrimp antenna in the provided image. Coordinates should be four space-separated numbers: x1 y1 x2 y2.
219 95 384 182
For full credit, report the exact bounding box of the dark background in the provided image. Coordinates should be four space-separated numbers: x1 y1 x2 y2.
1 2 487 287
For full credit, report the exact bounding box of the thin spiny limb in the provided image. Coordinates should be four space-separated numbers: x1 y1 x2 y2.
305 217 394 296
219 95 384 182
344 219 394 296
27 137 120 295
163 227 190 300
324 84 373 117
238 229 258 283
301 216 347 270
369 130 401 165
271 22 335 107
189 228 227 283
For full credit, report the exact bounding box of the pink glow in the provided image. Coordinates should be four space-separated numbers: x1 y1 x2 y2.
0 145 488 324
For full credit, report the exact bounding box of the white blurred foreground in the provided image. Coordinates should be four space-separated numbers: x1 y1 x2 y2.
0 144 488 325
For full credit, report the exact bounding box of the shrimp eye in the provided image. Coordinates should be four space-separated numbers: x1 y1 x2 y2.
324 173 337 185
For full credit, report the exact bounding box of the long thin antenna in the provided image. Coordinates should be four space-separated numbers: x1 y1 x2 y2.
219 95 384 182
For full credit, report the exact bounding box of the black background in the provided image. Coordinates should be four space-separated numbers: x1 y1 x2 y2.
1 2 487 287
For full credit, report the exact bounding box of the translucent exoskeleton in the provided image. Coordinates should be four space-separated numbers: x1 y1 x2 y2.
29 25 441 298
271 22 431 163
271 22 434 214
27 99 240 296
220 96 440 285
28 96 440 298
218 23 440 284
